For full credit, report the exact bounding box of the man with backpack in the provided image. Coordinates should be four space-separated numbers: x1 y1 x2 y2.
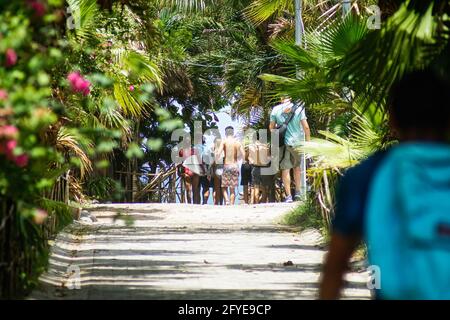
269 97 311 202
319 69 450 300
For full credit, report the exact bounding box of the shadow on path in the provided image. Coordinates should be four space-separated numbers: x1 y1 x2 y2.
31 221 370 300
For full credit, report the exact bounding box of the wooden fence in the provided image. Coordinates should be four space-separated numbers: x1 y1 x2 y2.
117 165 287 204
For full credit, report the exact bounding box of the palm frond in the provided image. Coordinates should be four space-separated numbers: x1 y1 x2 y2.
38 197 73 232
113 82 149 118
160 60 194 97
318 13 368 59
108 48 163 118
244 0 293 25
270 39 321 70
339 1 448 109
259 72 336 105
261 14 371 108
155 0 214 12
350 114 385 153
298 106 388 171
123 51 164 89
56 127 93 178
298 132 363 169
68 174 86 203
111 48 163 89
231 87 266 125
67 0 99 41
99 101 132 137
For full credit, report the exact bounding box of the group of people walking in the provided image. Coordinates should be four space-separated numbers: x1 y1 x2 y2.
177 97 311 205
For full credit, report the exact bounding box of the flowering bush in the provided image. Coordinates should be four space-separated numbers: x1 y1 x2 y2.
0 0 179 298
0 1 72 297
0 0 123 298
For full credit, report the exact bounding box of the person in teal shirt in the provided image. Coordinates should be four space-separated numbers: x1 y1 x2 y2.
269 97 311 202
320 69 450 300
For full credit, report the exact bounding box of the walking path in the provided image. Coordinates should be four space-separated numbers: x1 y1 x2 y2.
30 203 371 299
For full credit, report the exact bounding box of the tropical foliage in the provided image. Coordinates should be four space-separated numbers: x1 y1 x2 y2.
261 0 450 227
0 0 179 298
1 0 449 298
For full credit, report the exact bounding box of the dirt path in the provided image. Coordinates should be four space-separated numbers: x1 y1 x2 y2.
29 203 371 300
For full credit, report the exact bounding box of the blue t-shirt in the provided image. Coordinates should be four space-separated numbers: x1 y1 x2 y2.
270 101 307 147
332 151 387 237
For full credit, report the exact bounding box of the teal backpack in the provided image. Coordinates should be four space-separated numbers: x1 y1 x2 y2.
365 142 450 299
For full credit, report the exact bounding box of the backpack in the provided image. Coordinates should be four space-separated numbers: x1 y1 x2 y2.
275 103 303 148
248 141 271 167
365 143 450 299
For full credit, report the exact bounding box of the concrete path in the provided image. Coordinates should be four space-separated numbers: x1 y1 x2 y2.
30 203 371 300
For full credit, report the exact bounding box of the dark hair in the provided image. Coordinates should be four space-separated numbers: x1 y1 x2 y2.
225 126 234 136
387 69 450 134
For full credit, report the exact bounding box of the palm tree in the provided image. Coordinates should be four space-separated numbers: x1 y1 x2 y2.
256 1 450 229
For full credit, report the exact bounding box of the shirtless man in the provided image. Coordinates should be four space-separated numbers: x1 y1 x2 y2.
215 126 245 205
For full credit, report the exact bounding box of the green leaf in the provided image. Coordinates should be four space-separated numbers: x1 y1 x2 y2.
95 160 110 169
37 72 50 86
36 179 54 190
159 119 183 132
271 40 320 70
146 138 163 151
96 141 118 153
28 55 43 72
49 48 62 59
125 143 144 159
244 0 292 25
30 147 48 158
155 107 171 120
91 73 114 87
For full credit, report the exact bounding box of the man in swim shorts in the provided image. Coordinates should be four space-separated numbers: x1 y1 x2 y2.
215 126 245 205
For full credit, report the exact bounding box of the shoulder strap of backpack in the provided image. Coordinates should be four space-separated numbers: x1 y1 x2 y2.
288 103 305 124
278 103 303 128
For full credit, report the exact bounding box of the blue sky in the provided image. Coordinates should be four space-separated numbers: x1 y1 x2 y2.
205 106 244 144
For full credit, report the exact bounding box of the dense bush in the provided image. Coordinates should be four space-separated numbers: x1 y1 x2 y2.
0 1 126 298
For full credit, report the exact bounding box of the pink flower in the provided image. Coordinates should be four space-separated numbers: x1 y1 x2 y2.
0 89 7 101
83 83 91 96
76 79 91 96
129 85 135 91
5 139 17 154
3 139 17 160
67 72 91 96
28 1 46 17
0 125 19 140
0 137 29 167
33 209 48 225
67 72 80 83
5 48 17 67
14 154 29 167
0 139 17 161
